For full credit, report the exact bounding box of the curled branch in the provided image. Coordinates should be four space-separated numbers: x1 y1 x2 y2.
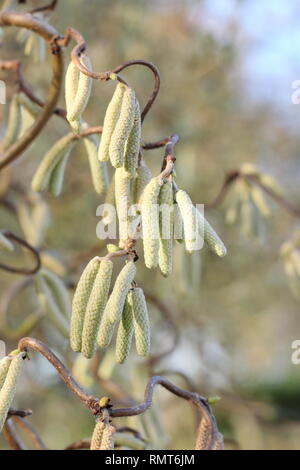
12 416 47 450
0 231 41 275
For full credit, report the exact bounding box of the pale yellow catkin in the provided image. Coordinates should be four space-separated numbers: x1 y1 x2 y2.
90 420 106 450
67 55 93 132
40 268 71 318
83 134 109 195
175 190 200 253
48 152 70 197
31 133 76 193
141 177 164 269
109 87 136 168
115 295 134 363
81 259 113 359
114 167 132 241
173 203 184 243
100 423 115 450
97 308 115 348
106 260 136 324
158 181 173 277
98 83 125 162
0 357 11 389
196 210 227 257
130 288 150 356
65 60 80 132
133 158 152 204
123 99 141 176
0 353 24 432
70 257 100 352
2 94 22 151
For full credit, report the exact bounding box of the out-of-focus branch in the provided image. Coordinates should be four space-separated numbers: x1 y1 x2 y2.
12 416 47 450
3 420 27 450
18 337 100 413
29 0 58 14
0 10 64 170
110 375 223 450
0 231 41 275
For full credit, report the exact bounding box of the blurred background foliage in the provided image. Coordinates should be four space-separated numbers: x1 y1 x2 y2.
0 0 300 450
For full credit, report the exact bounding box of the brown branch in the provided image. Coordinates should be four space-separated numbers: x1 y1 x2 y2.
0 231 41 275
3 420 27 450
110 375 223 450
65 438 90 450
0 10 64 170
12 416 47 450
29 0 58 14
205 170 240 208
17 337 100 413
160 134 179 171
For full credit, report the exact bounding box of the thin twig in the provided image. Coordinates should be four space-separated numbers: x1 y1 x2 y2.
12 416 47 450
3 420 27 450
29 0 58 14
0 231 41 275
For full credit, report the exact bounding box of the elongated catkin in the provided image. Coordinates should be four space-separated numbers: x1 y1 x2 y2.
115 167 132 241
70 257 100 352
97 308 115 348
0 352 24 432
65 60 80 132
31 133 76 192
81 259 113 358
133 158 152 205
49 152 70 197
100 423 115 450
196 209 227 257
130 287 150 356
0 357 11 390
106 260 136 324
175 190 200 253
115 295 134 363
141 177 164 268
83 134 109 195
40 268 71 318
2 94 22 151
98 83 125 162
123 99 141 176
90 420 106 450
158 181 173 277
173 203 184 243
67 55 92 133
109 87 136 168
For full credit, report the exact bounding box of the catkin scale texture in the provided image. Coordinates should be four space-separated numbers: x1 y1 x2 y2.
141 177 163 269
109 87 136 168
0 353 24 432
123 99 141 176
115 296 134 363
31 133 76 193
3 94 22 151
133 159 152 204
158 181 174 277
175 190 200 253
81 259 113 358
90 421 106 450
49 152 70 197
65 60 81 133
130 288 150 356
101 424 115 450
106 260 136 324
196 210 227 257
67 55 93 131
0 357 11 390
98 83 125 162
70 257 100 352
97 309 115 348
115 168 132 241
84 135 109 195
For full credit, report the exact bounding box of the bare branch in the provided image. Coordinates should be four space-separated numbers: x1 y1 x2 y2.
12 416 47 450
0 231 41 275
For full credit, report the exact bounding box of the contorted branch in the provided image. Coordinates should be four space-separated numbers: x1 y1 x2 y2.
110 375 223 450
0 231 41 275
3 420 27 450
18 337 99 412
29 0 58 14
12 416 47 450
0 10 64 170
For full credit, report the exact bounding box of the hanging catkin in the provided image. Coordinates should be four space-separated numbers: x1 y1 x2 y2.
83 134 109 195
196 210 227 257
130 288 150 356
158 181 174 277
115 167 132 241
81 259 113 359
66 55 93 133
109 86 136 168
70 257 100 352
100 423 115 450
0 352 24 432
0 357 11 390
106 260 136 324
123 99 141 176
90 420 106 450
31 133 76 193
115 295 134 363
97 308 115 348
40 268 71 318
98 83 125 162
133 158 152 204
48 152 70 197
141 177 164 269
173 203 184 243
175 190 200 253
65 60 80 132
2 94 22 151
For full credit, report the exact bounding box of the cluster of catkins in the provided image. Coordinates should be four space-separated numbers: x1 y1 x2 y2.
90 417 116 451
70 257 150 363
0 350 25 432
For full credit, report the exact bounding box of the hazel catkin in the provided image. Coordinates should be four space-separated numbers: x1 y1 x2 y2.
115 295 134 363
130 287 150 356
0 352 24 432
106 260 136 324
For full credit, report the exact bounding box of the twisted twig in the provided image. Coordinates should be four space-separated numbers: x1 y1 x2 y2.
0 231 41 275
